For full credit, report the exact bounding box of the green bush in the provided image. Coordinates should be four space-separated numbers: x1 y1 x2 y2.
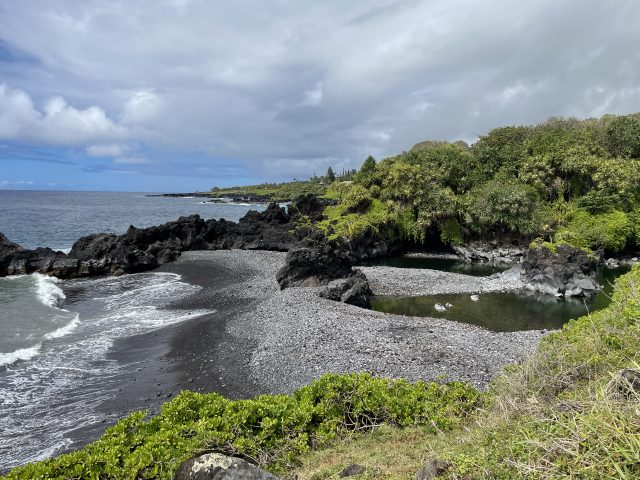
439 218 464 245
3 375 479 480
468 181 543 236
556 210 633 253
342 184 372 213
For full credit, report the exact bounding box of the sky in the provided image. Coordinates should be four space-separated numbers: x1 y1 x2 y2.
0 0 639 192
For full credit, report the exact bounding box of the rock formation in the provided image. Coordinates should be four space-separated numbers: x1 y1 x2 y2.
175 453 278 480
319 270 373 308
276 244 353 289
521 241 600 297
0 196 326 279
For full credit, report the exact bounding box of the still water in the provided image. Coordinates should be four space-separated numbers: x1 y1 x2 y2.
370 261 626 332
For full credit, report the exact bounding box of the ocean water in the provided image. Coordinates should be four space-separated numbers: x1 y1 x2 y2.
0 190 268 251
0 190 266 471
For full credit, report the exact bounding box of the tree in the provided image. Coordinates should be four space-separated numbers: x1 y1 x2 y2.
468 180 542 236
326 167 336 182
355 155 376 186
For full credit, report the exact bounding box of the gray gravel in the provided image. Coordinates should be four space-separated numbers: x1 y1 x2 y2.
175 251 542 392
362 264 525 296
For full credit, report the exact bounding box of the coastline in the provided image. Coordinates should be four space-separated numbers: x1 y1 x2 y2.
14 249 544 468
163 250 540 394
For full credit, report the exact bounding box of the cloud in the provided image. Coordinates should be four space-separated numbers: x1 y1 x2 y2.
86 144 129 157
0 83 127 145
121 91 164 125
301 82 323 107
0 179 34 188
0 0 638 185
112 156 149 164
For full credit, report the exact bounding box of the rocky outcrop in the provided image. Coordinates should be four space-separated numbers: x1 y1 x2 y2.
453 242 526 265
339 464 366 477
319 270 373 308
603 256 640 269
0 196 326 279
175 453 278 480
276 244 353 288
0 233 69 277
521 242 599 297
415 459 449 479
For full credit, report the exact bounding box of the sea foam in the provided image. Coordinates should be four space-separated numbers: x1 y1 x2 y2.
43 315 81 340
0 343 42 367
34 274 66 309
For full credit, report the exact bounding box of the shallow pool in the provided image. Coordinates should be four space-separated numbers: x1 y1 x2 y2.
370 267 627 332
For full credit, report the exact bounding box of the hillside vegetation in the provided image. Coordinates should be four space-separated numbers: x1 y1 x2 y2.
320 113 640 254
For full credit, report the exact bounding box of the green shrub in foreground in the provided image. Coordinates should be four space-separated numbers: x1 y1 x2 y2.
3 374 479 480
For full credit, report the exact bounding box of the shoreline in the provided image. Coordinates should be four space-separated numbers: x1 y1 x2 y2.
6 249 544 470
162 250 541 394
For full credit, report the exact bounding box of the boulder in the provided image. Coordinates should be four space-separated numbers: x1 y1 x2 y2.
606 369 640 399
453 242 525 265
319 270 373 308
339 464 366 477
522 242 600 297
289 193 326 222
175 453 278 480
276 244 353 289
415 460 449 479
0 233 68 277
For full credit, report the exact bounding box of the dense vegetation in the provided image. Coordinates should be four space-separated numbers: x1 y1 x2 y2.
295 264 640 478
320 113 640 254
2 376 478 479
205 168 355 202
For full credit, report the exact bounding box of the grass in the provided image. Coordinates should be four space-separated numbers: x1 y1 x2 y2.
293 265 640 479
203 180 328 202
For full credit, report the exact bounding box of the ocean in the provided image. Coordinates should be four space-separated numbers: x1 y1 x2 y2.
0 190 266 471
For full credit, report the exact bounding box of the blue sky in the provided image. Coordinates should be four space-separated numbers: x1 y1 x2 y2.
1 0 640 192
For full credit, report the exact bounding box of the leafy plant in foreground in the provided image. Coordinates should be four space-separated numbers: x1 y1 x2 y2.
3 374 479 480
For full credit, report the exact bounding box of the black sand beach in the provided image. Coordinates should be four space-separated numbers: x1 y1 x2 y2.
60 249 543 458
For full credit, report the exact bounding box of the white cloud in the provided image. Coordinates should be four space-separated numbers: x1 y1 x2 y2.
0 0 639 179
121 91 164 125
0 84 39 137
0 179 34 188
86 144 129 157
0 84 127 145
112 156 149 164
301 82 323 107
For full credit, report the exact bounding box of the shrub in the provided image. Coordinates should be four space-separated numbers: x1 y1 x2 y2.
439 218 464 245
468 181 543 236
3 374 480 480
556 210 633 253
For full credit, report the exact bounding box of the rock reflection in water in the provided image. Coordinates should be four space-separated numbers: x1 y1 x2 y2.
371 288 614 333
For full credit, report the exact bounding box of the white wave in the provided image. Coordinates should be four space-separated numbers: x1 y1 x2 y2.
3 274 27 281
0 343 42 367
34 273 65 309
44 315 81 340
